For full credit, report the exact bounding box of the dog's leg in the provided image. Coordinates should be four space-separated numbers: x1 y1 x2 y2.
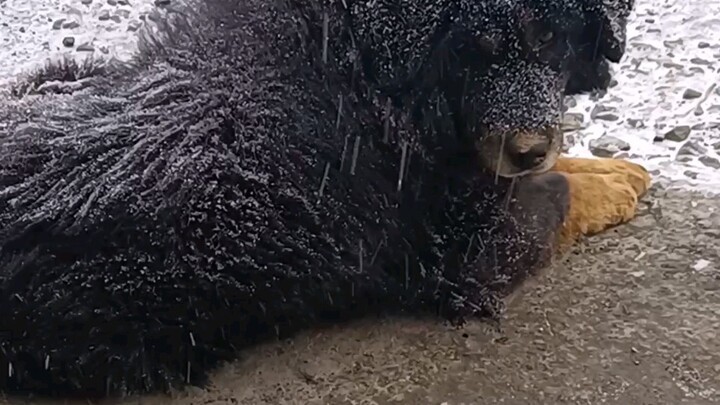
553 168 650 248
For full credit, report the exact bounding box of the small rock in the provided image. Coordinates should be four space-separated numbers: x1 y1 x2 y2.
115 9 130 18
99 10 111 21
684 170 698 179
713 141 720 151
561 113 584 132
62 21 80 29
677 140 707 157
694 107 703 116
117 0 130 4
62 36 75 47
590 104 616 120
683 88 702 99
110 15 122 23
690 57 711 65
627 118 645 128
52 18 65 29
662 62 683 69
594 113 619 121
662 125 691 142
77 43 95 52
609 79 618 88
81 0 92 4
589 135 630 158
699 156 720 169
698 42 710 49
563 134 575 153
155 0 170 5
108 0 117 4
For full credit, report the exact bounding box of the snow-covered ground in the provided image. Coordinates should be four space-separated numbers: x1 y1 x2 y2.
1 0 719 192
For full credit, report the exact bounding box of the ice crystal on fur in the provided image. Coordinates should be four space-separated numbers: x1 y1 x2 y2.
0 0 633 397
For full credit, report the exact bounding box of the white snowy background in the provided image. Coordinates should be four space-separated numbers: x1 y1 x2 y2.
1 0 719 193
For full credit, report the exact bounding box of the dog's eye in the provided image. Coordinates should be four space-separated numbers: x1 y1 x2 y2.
536 30 555 47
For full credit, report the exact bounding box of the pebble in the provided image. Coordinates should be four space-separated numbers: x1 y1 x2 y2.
627 118 645 128
62 21 81 29
713 141 720 151
683 88 702 99
77 43 95 52
589 135 631 158
62 36 75 47
52 19 65 30
590 104 617 120
699 156 720 169
99 10 111 21
81 0 92 4
108 0 117 5
698 42 710 49
677 140 707 157
155 0 170 5
658 125 691 142
690 57 712 65
562 113 584 132
118 0 130 4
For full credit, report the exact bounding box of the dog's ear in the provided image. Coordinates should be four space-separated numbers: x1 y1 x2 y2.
588 0 634 62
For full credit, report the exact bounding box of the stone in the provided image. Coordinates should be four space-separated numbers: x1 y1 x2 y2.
594 113 619 121
683 88 702 99
590 104 616 120
117 0 130 4
713 141 720 151
108 0 117 5
690 57 711 65
99 10 110 21
62 36 75 47
52 19 65 30
589 135 630 158
677 140 707 157
561 113 584 132
699 156 720 169
698 42 710 49
684 170 698 179
627 118 645 128
155 0 170 5
81 0 92 4
661 126 691 142
62 21 80 29
77 43 95 52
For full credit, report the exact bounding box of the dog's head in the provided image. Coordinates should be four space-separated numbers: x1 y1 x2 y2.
349 0 632 177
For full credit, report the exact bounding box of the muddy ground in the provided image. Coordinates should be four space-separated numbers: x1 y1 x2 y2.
2 185 719 405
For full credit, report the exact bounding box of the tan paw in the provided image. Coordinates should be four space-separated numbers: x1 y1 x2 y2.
595 158 652 198
563 171 642 237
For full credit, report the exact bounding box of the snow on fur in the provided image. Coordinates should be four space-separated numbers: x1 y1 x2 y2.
0 0 632 397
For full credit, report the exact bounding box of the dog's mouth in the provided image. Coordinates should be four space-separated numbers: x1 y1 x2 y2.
476 127 563 178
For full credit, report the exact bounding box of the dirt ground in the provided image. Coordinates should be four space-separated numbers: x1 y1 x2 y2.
3 184 719 405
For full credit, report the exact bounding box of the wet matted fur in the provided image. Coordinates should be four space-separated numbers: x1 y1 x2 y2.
0 0 642 398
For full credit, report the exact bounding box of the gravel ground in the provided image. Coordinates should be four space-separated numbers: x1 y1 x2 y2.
2 185 718 405
1 0 719 404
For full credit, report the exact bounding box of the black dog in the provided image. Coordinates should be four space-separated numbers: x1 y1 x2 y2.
0 0 633 397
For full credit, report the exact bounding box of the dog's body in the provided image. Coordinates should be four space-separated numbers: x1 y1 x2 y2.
0 0 645 398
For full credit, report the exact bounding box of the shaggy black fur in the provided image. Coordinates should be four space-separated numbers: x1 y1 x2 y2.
0 0 633 397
